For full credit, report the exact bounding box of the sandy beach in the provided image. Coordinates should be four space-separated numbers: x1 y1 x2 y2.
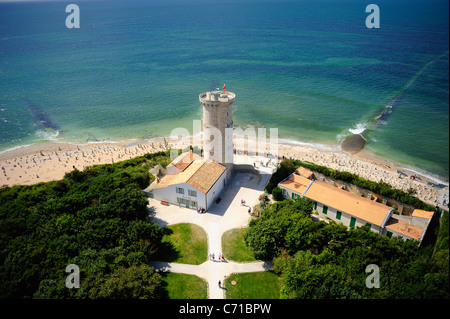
0 136 448 209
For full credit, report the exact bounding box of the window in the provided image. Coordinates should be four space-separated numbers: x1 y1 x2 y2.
322 205 328 215
336 211 342 220
176 187 184 194
350 217 356 228
365 223 372 229
188 190 197 197
386 231 393 238
177 197 185 204
313 201 317 210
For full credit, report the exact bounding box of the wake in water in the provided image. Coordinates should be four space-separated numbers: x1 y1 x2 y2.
340 50 449 154
24 98 62 142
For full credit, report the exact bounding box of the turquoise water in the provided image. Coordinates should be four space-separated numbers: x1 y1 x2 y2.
0 0 448 180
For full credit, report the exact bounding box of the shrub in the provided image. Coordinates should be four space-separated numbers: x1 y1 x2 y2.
272 187 284 201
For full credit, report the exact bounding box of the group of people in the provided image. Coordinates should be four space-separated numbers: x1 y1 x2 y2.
410 174 417 180
241 199 252 214
196 207 206 214
209 252 225 262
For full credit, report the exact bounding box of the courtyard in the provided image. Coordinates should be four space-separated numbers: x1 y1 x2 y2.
148 170 275 299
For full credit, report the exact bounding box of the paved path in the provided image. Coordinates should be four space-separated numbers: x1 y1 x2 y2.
148 170 274 299
150 260 273 299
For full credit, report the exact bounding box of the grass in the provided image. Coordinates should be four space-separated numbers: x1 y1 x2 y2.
224 272 282 299
160 273 208 299
222 227 258 262
154 223 208 265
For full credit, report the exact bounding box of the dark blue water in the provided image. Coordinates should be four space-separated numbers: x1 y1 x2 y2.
0 0 448 180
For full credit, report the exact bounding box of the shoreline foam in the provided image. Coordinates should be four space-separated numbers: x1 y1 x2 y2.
0 136 448 209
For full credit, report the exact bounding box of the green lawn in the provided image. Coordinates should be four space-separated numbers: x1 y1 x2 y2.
161 273 208 299
222 227 258 262
224 272 282 299
154 223 208 265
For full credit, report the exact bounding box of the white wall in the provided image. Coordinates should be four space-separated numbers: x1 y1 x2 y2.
205 170 228 209
152 182 206 210
280 185 301 200
151 170 227 211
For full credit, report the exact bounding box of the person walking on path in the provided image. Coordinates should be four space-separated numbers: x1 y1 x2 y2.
218 280 221 288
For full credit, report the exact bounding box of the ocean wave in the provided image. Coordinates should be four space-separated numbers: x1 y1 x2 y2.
398 165 449 186
348 122 368 135
278 137 338 151
0 144 32 155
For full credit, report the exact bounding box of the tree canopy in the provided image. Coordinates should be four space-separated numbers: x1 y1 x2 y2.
0 151 171 299
245 197 449 299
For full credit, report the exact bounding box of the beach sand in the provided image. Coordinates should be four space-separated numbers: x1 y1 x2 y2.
0 136 448 209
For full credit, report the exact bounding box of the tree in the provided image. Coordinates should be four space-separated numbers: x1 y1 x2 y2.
0 151 172 298
94 265 163 299
246 194 449 299
272 187 284 201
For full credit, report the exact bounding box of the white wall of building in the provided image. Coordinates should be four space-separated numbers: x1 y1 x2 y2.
152 182 206 210
205 170 228 209
280 186 300 200
151 170 227 211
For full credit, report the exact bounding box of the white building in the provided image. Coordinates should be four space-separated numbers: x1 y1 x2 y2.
277 168 434 244
383 209 435 242
148 151 228 211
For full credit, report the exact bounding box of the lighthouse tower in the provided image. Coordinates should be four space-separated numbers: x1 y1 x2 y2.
199 88 235 165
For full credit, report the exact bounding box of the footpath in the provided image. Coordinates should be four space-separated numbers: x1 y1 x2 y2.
148 170 273 299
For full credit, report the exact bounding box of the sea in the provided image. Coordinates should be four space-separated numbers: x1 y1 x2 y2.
0 0 449 182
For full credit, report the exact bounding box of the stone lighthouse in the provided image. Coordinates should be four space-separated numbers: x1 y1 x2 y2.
199 88 235 165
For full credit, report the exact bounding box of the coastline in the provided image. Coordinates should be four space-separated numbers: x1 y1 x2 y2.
0 136 448 209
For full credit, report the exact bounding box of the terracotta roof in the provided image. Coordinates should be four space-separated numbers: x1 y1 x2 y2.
279 174 312 195
412 209 434 219
303 181 391 226
385 217 424 241
295 166 314 179
153 159 227 194
166 151 202 172
187 160 227 194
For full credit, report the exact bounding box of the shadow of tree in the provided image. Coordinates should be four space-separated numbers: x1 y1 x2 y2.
149 228 181 262
158 273 170 299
